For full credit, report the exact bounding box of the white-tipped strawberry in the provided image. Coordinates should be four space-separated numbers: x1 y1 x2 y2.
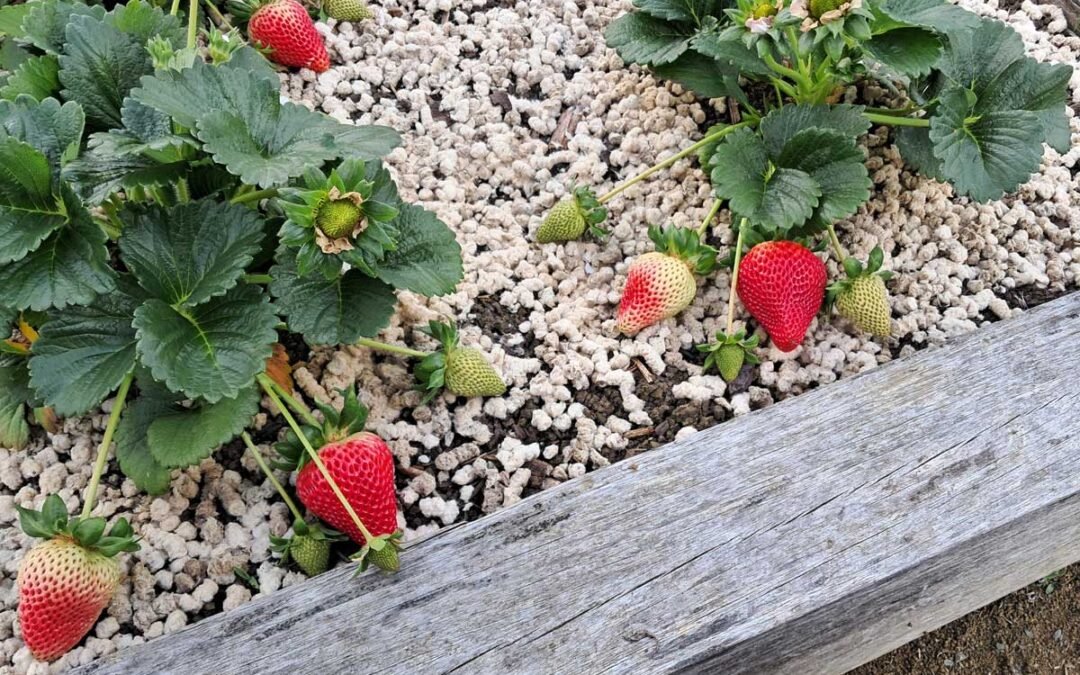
16 495 139 661
616 226 717 335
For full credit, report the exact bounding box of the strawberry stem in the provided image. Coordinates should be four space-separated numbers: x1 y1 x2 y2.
596 121 754 205
201 0 231 29
241 431 305 523
267 379 320 427
862 112 930 128
695 199 724 238
231 188 279 205
170 0 181 16
257 375 378 545
826 223 848 262
186 0 198 49
243 273 273 285
726 220 749 335
80 371 135 520
355 337 429 360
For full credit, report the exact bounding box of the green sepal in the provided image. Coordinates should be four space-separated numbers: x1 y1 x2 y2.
573 186 609 239
412 321 459 403
16 494 140 556
697 329 760 382
647 225 718 275
272 386 369 470
352 530 403 574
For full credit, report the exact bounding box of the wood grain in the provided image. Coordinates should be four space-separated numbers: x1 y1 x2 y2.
79 293 1080 675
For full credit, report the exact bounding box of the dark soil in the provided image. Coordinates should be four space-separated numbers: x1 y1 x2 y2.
854 563 1080 674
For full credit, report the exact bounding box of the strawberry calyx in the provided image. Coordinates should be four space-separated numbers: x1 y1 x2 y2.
273 387 370 471
697 330 762 382
352 531 403 574
270 519 345 573
279 159 400 276
648 225 718 275
412 321 458 403
16 495 139 557
825 245 891 308
572 186 610 240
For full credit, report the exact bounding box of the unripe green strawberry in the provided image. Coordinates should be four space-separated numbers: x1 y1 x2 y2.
446 347 507 397
537 198 586 243
316 199 363 239
415 322 507 401
323 0 372 21
289 533 332 576
697 330 760 383
717 344 746 382
836 275 891 337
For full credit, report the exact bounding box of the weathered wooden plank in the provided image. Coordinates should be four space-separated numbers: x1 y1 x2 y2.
80 293 1080 675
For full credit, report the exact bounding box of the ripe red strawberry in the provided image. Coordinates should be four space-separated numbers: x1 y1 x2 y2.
16 496 138 661
737 241 827 352
295 431 398 545
233 0 330 72
616 225 718 335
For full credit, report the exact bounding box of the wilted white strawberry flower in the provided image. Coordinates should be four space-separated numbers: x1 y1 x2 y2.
790 0 862 32
742 0 784 33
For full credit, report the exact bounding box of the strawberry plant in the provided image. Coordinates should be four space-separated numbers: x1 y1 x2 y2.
543 0 1071 358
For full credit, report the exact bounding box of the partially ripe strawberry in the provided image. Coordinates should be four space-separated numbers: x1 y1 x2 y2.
234 0 330 72
616 225 718 335
617 252 696 334
296 432 398 547
16 496 138 661
737 241 827 352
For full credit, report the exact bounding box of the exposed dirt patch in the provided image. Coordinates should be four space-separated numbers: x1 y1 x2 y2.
855 563 1080 674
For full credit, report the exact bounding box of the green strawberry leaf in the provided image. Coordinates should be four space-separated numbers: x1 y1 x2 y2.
118 200 266 307
375 204 463 296
58 13 153 128
131 57 278 130
1 56 60 102
604 12 693 66
862 27 942 79
758 104 870 156
870 0 981 33
104 0 185 45
709 128 822 234
0 138 69 265
28 277 142 416
0 4 33 37
323 124 402 161
133 284 278 402
928 88 1042 203
689 24 771 77
633 0 718 24
196 105 340 188
115 393 173 494
0 199 116 310
0 96 85 174
0 361 31 450
893 127 944 181
652 49 743 99
147 385 259 468
779 129 872 227
270 247 398 345
21 0 106 55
